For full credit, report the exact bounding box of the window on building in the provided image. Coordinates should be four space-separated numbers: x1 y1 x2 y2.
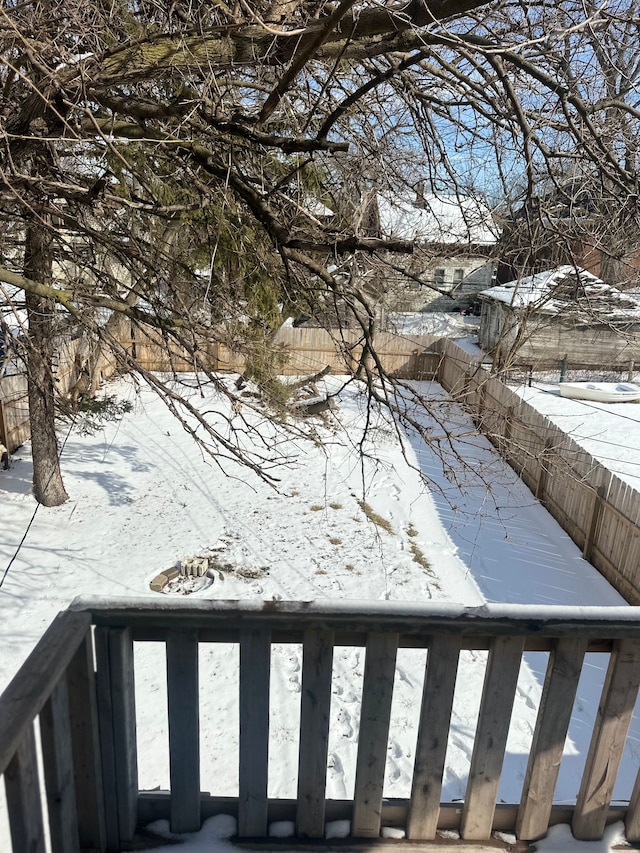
434 268 446 287
76 245 95 264
453 268 465 285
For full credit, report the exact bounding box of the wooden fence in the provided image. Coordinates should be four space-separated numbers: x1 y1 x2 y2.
0 328 439 451
2 598 640 853
0 337 119 451
0 372 29 451
121 325 440 380
435 338 640 604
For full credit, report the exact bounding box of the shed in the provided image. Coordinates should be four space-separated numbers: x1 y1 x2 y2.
478 266 640 367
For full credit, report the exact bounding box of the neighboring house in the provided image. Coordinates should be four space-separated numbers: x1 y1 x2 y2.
376 188 499 312
479 265 640 367
498 177 640 290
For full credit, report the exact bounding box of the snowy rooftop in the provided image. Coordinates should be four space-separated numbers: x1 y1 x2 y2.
480 266 640 319
377 192 499 245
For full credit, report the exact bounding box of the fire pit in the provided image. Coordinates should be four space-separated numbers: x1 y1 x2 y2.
149 556 214 595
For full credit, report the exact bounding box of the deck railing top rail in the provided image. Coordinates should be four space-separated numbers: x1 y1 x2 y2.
71 594 640 634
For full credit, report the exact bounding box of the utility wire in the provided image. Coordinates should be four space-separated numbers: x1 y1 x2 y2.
0 419 75 589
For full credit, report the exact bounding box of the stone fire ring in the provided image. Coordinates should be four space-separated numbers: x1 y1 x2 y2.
149 567 181 593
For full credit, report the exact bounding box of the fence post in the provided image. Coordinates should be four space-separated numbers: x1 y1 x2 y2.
0 398 7 447
583 485 606 562
436 349 445 387
476 382 486 423
535 439 553 501
502 406 514 463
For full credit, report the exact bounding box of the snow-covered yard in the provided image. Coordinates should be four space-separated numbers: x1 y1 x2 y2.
1 373 638 851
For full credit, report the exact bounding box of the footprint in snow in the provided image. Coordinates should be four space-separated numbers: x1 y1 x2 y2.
516 686 537 710
387 766 402 784
395 666 413 688
450 735 473 760
327 752 347 799
388 739 403 760
335 708 354 739
288 675 301 694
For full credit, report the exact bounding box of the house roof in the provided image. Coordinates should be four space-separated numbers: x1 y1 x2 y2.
377 192 499 246
480 266 640 320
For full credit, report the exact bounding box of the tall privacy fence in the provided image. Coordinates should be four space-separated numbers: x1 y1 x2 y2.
119 323 439 379
435 338 640 605
0 327 438 451
0 373 28 451
0 336 119 452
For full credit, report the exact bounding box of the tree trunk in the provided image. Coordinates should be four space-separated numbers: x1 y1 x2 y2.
24 221 69 506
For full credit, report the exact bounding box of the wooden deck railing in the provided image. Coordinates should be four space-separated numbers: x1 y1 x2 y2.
2 598 640 853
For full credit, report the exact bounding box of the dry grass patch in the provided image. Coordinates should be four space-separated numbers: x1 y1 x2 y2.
358 500 394 535
406 523 419 538
329 536 342 545
329 502 343 510
410 542 440 587
310 504 324 512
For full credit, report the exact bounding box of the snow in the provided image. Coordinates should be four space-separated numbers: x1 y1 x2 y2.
78 812 631 853
515 382 640 490
480 266 640 319
325 820 352 839
377 193 498 245
1 373 638 850
268 821 295 837
388 311 480 337
534 822 628 853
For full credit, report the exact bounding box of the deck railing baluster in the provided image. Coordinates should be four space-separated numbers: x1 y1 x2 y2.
296 627 334 838
461 636 525 840
407 635 462 840
5 725 46 853
239 628 271 837
352 632 399 838
573 638 640 840
67 633 107 852
517 637 588 842
96 626 138 849
40 676 81 853
166 629 201 834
